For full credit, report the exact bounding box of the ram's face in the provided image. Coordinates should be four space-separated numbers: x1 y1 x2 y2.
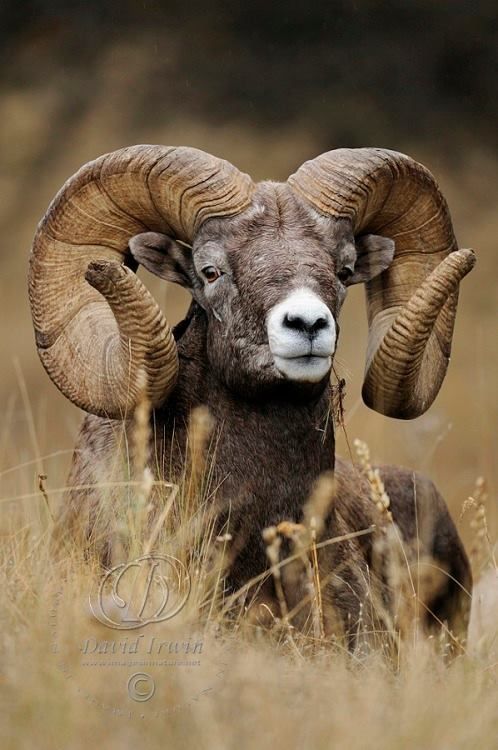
130 183 394 398
192 189 345 396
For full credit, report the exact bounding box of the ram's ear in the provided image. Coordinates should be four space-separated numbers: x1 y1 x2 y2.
129 232 195 289
348 234 395 285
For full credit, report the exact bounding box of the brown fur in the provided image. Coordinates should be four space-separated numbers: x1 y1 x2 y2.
56 183 471 647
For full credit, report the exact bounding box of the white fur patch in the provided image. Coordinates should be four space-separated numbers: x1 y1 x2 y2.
266 288 336 383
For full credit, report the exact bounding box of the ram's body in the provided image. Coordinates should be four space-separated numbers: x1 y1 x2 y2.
62 298 470 643
30 146 475 646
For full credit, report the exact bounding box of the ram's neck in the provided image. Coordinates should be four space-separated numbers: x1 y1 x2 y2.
171 310 336 521
207 382 335 512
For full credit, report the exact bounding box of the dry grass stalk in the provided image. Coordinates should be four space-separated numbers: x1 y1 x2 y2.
353 438 392 525
185 405 214 512
353 439 422 653
263 526 289 622
143 482 179 555
37 473 54 524
131 369 151 487
262 525 304 657
303 471 337 639
303 470 337 537
106 370 152 561
171 406 221 584
274 520 321 640
258 473 337 645
463 477 497 576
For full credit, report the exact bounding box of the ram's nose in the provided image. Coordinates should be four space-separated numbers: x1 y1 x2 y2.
267 288 337 383
268 288 335 349
282 310 330 337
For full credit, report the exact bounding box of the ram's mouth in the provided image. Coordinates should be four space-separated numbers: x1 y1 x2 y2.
273 353 332 383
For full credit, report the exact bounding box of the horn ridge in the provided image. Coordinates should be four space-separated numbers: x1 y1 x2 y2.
288 148 475 418
29 145 254 418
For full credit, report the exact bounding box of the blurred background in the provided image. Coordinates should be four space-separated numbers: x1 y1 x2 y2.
0 1 496 543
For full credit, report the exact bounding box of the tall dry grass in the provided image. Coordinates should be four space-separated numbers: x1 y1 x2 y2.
1 387 497 749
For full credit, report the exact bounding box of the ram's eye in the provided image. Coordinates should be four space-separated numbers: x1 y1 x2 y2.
337 265 354 284
201 265 222 283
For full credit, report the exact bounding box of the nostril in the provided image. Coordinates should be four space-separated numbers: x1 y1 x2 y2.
283 313 307 333
310 316 328 334
283 313 329 336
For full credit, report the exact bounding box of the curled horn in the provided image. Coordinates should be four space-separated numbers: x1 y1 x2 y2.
29 145 254 418
288 148 475 419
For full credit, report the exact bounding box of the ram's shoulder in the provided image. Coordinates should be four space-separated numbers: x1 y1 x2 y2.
336 457 441 502
376 463 442 505
334 457 450 534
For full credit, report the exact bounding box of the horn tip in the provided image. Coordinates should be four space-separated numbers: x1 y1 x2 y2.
85 260 126 290
458 247 477 269
361 382 431 421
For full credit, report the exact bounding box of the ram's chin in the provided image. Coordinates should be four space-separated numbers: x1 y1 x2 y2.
274 355 332 384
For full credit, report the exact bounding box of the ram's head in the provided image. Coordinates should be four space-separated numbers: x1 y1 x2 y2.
29 145 475 419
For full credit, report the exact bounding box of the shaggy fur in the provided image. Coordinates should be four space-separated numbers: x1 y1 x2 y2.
58 183 471 645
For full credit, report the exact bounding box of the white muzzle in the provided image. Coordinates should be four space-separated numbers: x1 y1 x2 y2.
266 288 336 383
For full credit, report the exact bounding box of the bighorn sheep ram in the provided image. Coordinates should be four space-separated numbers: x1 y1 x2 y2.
29 145 475 645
